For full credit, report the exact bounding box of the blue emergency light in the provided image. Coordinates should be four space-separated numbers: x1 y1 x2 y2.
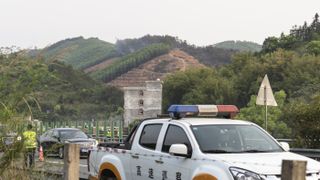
167 105 198 113
167 104 239 119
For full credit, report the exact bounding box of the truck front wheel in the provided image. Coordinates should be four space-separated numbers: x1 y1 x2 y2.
100 169 117 180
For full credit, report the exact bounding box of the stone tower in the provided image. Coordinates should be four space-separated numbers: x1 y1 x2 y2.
123 80 162 127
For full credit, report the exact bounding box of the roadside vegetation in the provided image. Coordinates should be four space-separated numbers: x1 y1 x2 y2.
0 51 36 177
0 49 124 178
0 50 123 122
163 14 320 148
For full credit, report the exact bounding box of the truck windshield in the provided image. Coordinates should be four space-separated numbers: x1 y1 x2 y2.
191 124 283 153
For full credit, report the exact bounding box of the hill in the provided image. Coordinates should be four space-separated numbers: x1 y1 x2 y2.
34 36 118 70
32 35 237 86
86 35 236 85
0 52 123 122
108 49 205 87
115 35 237 66
214 40 262 52
89 43 171 83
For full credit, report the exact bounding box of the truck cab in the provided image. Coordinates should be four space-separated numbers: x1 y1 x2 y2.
88 105 320 180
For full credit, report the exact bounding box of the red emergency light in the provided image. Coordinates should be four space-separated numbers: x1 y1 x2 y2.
168 105 239 119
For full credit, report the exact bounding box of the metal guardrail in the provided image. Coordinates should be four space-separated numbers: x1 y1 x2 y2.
290 148 320 161
36 116 125 142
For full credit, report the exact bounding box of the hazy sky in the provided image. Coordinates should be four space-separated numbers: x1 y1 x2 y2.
1 0 319 49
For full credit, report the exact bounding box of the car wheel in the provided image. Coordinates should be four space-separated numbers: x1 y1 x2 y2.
58 147 64 159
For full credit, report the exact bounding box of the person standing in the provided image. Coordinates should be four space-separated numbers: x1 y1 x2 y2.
23 124 37 168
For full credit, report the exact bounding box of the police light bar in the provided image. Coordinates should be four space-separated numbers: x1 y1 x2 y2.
167 105 239 119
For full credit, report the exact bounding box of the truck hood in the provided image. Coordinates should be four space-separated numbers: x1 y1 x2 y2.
207 152 320 175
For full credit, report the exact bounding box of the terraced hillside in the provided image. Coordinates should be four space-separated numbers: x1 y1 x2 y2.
108 49 205 87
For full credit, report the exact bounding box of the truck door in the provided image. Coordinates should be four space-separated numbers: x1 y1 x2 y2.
130 123 163 180
157 124 193 180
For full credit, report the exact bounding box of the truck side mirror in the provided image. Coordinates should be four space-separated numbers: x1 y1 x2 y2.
169 144 190 158
279 142 290 152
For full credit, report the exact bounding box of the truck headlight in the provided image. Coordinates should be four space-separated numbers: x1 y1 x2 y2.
229 167 262 180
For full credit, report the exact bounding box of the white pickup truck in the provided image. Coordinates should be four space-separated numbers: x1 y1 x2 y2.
88 105 320 180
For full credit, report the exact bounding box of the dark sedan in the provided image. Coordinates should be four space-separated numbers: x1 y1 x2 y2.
38 128 97 158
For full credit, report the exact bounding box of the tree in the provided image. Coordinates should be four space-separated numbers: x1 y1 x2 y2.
282 95 320 148
236 90 291 138
262 37 279 53
306 41 320 55
162 68 237 112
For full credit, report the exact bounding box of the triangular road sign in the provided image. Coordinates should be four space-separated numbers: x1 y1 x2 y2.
256 74 278 106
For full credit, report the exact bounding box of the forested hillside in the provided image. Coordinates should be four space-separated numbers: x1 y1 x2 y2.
89 43 171 82
163 14 320 148
116 35 237 66
214 40 262 52
33 36 118 70
31 35 237 84
0 51 123 122
262 13 320 54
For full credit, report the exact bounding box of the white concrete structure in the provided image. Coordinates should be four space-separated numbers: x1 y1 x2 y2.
123 80 162 127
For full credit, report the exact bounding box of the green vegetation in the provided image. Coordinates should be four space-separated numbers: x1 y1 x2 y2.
237 90 291 138
282 95 320 148
32 35 237 83
163 14 320 148
116 34 237 66
262 13 320 54
90 43 170 82
0 51 123 122
163 68 236 110
163 49 320 146
0 50 124 176
214 40 262 52
34 36 118 70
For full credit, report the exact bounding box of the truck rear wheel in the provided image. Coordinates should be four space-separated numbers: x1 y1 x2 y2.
100 169 117 180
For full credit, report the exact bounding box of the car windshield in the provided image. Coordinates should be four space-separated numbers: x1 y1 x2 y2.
191 124 283 153
59 130 88 139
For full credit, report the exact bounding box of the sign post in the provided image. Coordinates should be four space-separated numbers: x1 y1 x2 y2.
256 74 277 131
